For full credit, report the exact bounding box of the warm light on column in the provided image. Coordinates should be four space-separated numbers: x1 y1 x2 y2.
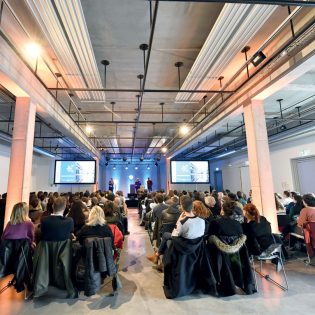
25 42 42 58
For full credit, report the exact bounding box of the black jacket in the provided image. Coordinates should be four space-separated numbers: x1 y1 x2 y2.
242 216 274 255
161 205 181 225
0 239 32 292
33 239 76 298
76 237 116 297
163 236 217 299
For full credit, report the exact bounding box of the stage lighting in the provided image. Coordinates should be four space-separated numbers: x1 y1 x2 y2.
123 156 127 162
161 147 167 153
140 154 144 162
251 51 266 67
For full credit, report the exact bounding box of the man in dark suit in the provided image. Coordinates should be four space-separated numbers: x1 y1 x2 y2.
41 197 74 241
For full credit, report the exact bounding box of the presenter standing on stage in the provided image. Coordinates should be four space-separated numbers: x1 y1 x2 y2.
135 178 141 192
147 177 153 192
109 178 114 192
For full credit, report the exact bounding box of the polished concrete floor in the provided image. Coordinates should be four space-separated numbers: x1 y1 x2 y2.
1 209 315 315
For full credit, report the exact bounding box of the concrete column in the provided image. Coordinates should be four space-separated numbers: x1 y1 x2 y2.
243 99 278 232
92 157 99 192
5 97 36 225
166 158 171 193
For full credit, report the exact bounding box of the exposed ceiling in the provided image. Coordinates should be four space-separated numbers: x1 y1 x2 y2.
0 0 315 163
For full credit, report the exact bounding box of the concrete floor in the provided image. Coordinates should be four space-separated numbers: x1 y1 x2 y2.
1 208 315 315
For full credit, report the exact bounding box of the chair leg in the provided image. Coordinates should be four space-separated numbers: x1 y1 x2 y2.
279 256 289 290
251 257 259 292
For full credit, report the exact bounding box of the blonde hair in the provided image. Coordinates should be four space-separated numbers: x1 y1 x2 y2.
10 202 31 225
86 206 106 226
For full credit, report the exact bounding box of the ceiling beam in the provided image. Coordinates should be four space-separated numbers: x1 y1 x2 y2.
48 87 234 94
79 121 194 124
154 0 315 7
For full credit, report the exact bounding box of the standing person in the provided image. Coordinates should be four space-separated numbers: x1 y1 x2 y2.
135 178 141 192
147 177 153 192
109 178 114 192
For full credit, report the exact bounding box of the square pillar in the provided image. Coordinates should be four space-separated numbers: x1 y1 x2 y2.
92 157 99 192
243 99 278 232
5 97 36 226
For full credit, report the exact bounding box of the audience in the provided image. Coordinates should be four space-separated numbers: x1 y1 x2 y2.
67 200 87 236
297 194 315 227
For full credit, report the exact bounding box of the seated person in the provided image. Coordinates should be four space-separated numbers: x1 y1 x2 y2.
209 200 243 243
77 206 114 247
103 201 124 234
41 197 74 242
67 200 87 236
242 203 274 255
298 193 315 227
147 195 205 264
193 200 213 235
1 202 34 246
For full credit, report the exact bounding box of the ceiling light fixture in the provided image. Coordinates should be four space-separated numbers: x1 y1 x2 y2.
86 125 93 134
251 51 266 67
161 147 167 153
147 166 150 170
180 125 189 136
25 42 42 58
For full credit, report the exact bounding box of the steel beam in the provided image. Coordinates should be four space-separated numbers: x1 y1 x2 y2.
154 0 315 7
78 121 195 124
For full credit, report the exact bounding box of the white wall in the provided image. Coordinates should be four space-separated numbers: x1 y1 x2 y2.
0 140 96 194
210 133 315 195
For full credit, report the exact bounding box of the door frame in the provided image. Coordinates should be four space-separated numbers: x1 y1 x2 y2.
291 155 315 193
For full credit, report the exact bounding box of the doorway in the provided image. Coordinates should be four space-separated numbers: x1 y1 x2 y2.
214 170 223 192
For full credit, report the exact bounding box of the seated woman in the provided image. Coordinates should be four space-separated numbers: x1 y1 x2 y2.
77 206 114 247
208 201 255 296
67 200 87 236
193 200 213 235
242 203 274 256
103 201 124 234
1 202 35 246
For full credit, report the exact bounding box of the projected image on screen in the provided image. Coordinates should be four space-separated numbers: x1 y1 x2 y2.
54 160 96 184
171 161 209 183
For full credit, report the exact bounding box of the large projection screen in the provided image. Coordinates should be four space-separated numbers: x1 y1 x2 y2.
171 160 209 183
54 160 96 184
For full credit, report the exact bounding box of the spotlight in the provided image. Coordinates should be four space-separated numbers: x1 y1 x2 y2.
106 155 110 162
140 155 144 162
135 166 138 170
125 166 128 170
113 165 116 170
251 51 266 67
129 175 134 180
123 156 127 162
161 147 167 153
25 42 41 58
105 162 108 166
155 162 158 167
147 166 150 170
86 125 93 134
179 125 189 135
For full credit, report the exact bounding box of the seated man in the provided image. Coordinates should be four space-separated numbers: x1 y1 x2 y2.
41 197 74 241
147 195 204 264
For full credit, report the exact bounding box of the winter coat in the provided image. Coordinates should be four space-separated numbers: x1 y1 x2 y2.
163 236 217 299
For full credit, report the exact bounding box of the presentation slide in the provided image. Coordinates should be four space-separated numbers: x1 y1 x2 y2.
171 160 209 183
54 160 96 184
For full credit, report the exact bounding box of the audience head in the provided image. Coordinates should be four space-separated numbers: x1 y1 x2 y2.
221 200 238 217
91 197 99 207
87 206 106 226
293 194 303 206
53 197 67 215
193 200 211 218
302 194 315 207
155 193 164 204
180 195 193 213
228 193 238 202
30 197 40 210
205 195 216 208
107 193 115 202
236 191 244 199
243 203 260 223
103 200 115 216
283 190 290 198
68 200 86 225
10 202 30 225
170 196 179 206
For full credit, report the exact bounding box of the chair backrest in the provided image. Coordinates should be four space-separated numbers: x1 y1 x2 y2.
160 222 176 235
